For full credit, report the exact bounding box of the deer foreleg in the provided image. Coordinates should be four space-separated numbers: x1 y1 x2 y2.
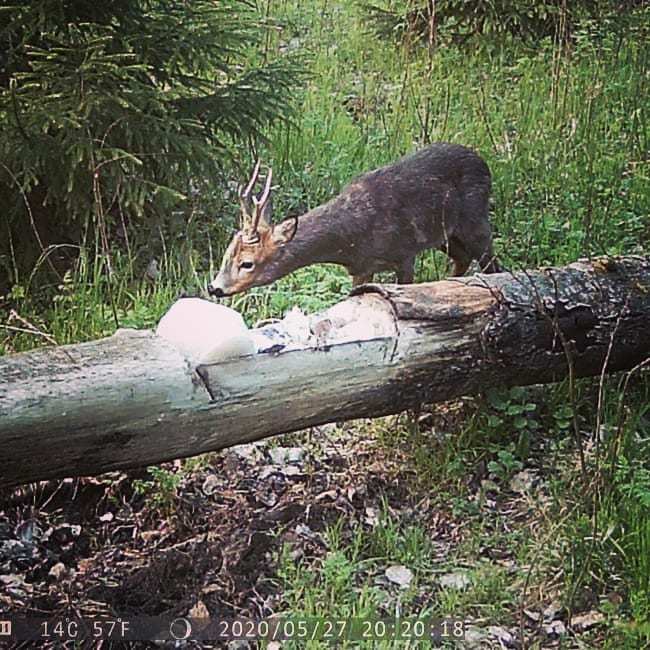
396 257 415 284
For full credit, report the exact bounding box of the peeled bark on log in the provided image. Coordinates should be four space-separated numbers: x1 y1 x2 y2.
1 256 649 488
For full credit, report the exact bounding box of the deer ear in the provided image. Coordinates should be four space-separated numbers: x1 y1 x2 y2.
272 217 298 245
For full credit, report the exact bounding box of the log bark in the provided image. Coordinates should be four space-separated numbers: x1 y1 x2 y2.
1 256 649 488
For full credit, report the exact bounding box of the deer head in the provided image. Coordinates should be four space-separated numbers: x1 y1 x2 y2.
208 161 298 298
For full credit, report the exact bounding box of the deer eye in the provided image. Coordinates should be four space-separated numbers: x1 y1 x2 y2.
239 261 255 271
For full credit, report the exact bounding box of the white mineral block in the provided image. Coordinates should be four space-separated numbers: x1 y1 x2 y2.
155 298 255 365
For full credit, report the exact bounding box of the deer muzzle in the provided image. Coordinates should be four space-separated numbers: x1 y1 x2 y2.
207 283 226 298
208 274 232 298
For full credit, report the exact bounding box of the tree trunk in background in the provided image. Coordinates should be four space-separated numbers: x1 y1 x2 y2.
1 256 649 488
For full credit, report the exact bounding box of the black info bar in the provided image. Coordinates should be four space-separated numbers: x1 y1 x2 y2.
0 616 466 642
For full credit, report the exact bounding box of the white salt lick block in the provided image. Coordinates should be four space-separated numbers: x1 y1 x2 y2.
155 298 256 365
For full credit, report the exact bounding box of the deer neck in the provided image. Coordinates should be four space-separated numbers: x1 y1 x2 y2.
276 203 353 273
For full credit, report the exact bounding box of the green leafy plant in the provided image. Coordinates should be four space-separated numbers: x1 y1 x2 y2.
133 466 182 514
487 446 524 483
484 387 539 462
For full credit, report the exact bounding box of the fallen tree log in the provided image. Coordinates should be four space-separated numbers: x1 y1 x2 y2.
1 255 649 488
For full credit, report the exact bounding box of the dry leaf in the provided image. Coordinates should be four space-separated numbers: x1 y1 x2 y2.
189 599 210 620
572 611 605 630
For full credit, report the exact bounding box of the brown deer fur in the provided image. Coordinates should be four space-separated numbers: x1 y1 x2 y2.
209 143 500 297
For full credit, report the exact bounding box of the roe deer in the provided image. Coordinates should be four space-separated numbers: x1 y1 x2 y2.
208 143 500 298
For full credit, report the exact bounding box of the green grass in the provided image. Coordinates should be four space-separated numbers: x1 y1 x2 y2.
264 0 648 271
1 0 649 646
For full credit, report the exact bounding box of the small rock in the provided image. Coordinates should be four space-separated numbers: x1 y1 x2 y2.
267 446 304 465
228 641 250 650
286 36 302 52
0 539 35 563
385 565 413 588
202 475 220 496
487 625 514 645
286 447 304 463
0 573 33 595
143 258 159 284
463 626 487 648
598 424 613 442
439 571 471 590
294 524 315 538
257 492 278 508
267 642 282 650
544 620 567 636
99 512 114 523
605 591 623 606
269 447 288 464
16 520 39 543
316 423 338 435
289 547 303 561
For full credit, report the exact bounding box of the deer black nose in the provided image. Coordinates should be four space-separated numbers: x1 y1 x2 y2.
207 284 225 298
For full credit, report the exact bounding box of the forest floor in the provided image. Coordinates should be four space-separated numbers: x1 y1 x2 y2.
3 399 629 649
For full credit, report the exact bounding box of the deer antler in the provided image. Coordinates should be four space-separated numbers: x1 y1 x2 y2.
251 167 272 233
238 159 261 228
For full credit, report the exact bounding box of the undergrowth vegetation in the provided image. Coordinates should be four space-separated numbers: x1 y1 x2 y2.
1 0 648 647
0 1 302 289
